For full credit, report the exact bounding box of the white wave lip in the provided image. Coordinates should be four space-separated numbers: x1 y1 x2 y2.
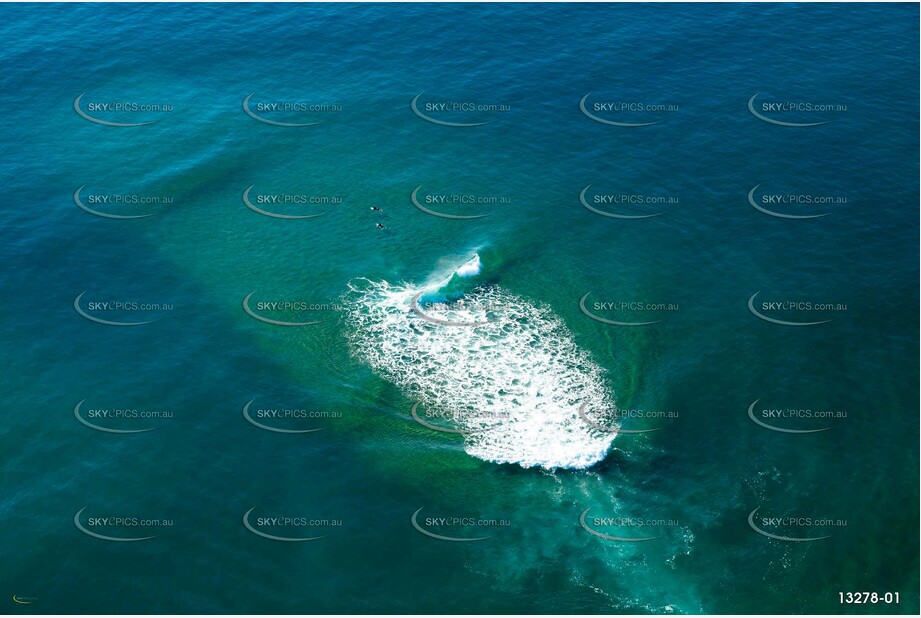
344 255 617 469
453 253 481 278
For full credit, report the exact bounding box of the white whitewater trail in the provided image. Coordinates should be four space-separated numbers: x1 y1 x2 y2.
343 254 617 469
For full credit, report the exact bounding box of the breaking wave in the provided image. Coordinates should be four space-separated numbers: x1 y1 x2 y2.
343 254 617 469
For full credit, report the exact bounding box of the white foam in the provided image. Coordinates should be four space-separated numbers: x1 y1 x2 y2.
343 271 617 469
454 254 481 278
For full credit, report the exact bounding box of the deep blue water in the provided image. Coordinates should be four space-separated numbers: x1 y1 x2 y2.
0 3 918 614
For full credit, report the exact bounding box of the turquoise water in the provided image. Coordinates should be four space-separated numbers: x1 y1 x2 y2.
1 2 918 614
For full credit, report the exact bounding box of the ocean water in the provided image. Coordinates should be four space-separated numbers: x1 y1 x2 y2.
0 2 918 614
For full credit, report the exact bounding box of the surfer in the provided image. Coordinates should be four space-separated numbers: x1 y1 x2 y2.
376 223 385 229
370 205 383 212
